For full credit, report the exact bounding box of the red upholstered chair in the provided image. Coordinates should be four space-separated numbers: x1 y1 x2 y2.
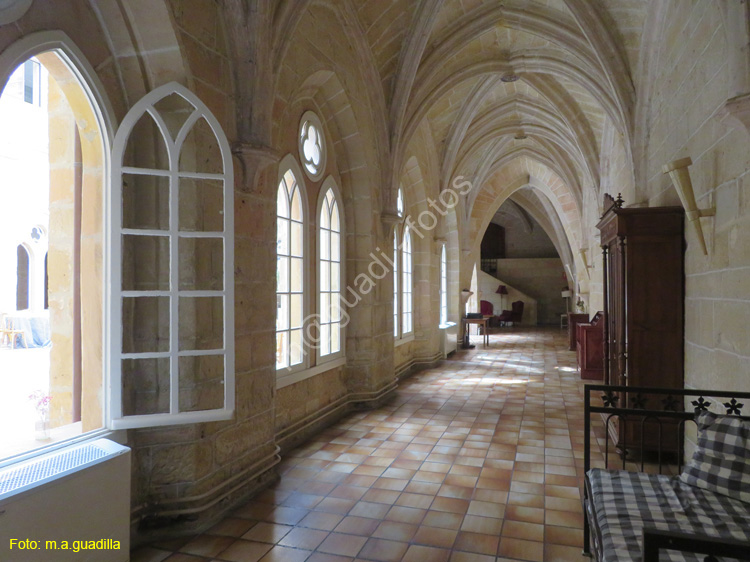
480 300 493 316
497 300 524 326
479 300 494 331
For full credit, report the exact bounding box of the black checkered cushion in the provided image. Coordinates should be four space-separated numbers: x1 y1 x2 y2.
679 411 750 504
587 469 750 562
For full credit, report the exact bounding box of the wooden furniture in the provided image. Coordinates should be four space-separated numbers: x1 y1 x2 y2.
567 312 589 350
464 317 489 346
496 300 524 326
0 313 28 349
576 312 604 380
596 194 685 452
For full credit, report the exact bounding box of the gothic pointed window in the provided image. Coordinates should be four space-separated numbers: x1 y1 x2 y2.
440 245 448 326
111 82 234 428
277 169 305 370
319 186 342 358
401 226 413 335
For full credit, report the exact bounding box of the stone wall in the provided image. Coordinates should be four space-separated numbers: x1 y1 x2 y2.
636 2 750 395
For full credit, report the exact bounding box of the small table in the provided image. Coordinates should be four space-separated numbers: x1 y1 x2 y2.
464 317 489 347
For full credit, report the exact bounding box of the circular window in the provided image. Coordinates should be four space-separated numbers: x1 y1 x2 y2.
298 111 326 180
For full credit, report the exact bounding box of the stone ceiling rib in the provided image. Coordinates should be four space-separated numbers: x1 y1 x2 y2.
439 76 500 189
418 2 600 96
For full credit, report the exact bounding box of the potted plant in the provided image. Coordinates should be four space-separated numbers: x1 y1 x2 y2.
28 389 52 440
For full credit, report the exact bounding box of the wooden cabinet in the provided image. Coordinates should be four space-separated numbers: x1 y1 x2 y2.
567 313 589 351
577 312 604 380
596 194 685 451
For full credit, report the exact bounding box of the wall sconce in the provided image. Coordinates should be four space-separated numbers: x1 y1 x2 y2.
578 248 594 279
460 289 475 349
662 157 715 255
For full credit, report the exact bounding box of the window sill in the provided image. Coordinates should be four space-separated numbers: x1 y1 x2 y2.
439 322 456 330
0 427 119 471
276 357 346 390
394 334 415 347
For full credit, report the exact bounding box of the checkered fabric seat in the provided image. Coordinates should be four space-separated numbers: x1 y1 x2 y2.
587 469 750 562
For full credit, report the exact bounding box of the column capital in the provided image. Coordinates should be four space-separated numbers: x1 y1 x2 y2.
231 142 280 193
381 211 401 236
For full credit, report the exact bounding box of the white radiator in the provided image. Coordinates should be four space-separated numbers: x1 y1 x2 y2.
0 438 130 562
440 321 458 357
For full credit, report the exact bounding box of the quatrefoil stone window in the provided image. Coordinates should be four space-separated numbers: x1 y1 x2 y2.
299 111 326 180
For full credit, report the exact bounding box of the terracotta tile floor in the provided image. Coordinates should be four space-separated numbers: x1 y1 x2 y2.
132 327 613 562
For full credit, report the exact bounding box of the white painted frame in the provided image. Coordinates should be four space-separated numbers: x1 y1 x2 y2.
0 31 117 460
298 110 326 181
401 225 413 335
440 243 448 326
110 82 235 429
275 154 310 377
315 176 345 364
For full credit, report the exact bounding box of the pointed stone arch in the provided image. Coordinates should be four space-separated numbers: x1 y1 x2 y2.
466 156 583 285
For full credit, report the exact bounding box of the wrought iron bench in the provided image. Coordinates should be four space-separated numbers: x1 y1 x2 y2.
583 384 750 562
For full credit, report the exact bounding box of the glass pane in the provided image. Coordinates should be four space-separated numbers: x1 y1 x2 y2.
331 232 340 261
320 229 330 260
179 117 222 174
290 293 303 329
122 235 170 291
179 297 223 350
122 358 170 416
124 111 169 169
331 295 341 321
152 92 196 141
331 323 340 353
290 221 303 257
179 178 224 232
277 255 289 293
320 260 330 291
331 202 339 232
277 183 289 219
320 292 330 323
320 323 330 356
330 262 340 292
276 294 289 330
276 331 288 369
179 237 223 290
179 355 224 412
283 170 296 193
290 257 303 293
123 174 169 230
290 329 303 365
320 201 330 229
122 296 170 353
290 187 302 222
277 218 289 255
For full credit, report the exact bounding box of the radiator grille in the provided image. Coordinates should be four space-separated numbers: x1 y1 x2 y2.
0 443 109 496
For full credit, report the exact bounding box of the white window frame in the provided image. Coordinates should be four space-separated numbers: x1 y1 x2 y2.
110 81 235 429
316 176 345 364
0 31 119 466
401 225 413 336
298 110 326 182
276 155 309 376
393 227 399 338
440 244 448 326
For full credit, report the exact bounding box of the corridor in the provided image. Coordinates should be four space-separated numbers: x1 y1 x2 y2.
132 328 604 562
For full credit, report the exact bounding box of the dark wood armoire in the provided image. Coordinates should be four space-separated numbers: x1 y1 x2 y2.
596 194 685 452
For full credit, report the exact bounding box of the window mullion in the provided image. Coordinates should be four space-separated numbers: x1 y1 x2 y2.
169 161 180 415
